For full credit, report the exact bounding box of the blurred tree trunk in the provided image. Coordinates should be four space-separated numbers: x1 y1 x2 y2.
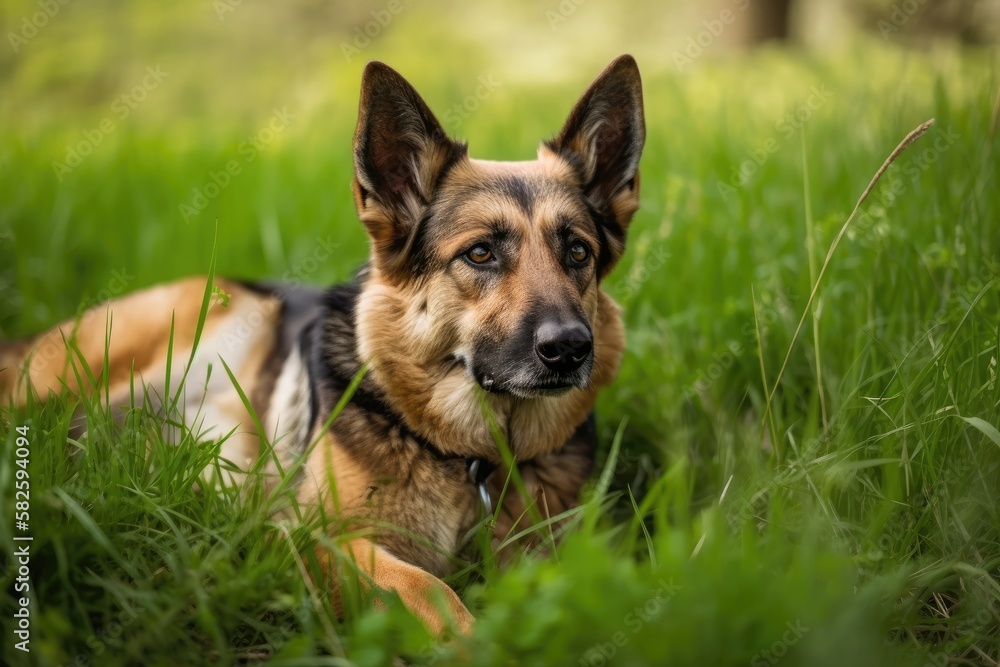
748 0 794 42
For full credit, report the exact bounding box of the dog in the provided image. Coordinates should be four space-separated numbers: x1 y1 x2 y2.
0 54 645 634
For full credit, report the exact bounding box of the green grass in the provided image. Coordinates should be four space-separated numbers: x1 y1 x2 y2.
2 2 1000 665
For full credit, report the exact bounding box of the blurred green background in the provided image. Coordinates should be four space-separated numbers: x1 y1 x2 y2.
0 0 997 331
1 1 999 666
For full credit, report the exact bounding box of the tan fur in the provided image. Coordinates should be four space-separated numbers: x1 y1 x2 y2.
315 537 474 635
1 278 282 481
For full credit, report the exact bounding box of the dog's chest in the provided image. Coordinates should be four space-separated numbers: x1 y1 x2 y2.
286 381 484 576
361 458 482 576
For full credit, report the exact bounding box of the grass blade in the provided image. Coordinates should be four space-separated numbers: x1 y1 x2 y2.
762 119 937 436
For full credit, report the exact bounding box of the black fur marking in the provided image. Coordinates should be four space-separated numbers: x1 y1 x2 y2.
544 138 587 184
381 143 469 282
577 411 598 448
492 176 536 216
299 319 320 453
236 280 325 421
584 200 623 278
395 209 436 279
307 280 466 467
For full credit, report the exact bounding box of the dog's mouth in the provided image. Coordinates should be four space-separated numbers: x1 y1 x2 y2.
447 354 585 399
502 381 577 398
481 374 579 398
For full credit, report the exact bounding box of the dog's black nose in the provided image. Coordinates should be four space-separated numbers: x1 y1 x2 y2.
534 320 593 373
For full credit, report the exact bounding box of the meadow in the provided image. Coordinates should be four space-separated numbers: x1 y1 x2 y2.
1 2 999 665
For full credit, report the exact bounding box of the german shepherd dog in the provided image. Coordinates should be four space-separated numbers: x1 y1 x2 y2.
0 55 645 633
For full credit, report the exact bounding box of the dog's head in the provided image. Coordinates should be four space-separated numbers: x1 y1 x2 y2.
352 56 643 422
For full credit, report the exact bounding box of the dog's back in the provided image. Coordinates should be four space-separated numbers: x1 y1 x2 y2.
0 277 302 484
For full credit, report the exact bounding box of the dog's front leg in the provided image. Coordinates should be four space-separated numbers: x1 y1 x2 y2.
316 537 474 636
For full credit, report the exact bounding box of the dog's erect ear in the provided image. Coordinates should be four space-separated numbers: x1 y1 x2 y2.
546 55 645 277
352 61 466 272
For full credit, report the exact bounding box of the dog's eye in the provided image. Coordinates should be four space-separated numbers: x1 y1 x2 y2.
465 244 494 265
568 243 590 264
